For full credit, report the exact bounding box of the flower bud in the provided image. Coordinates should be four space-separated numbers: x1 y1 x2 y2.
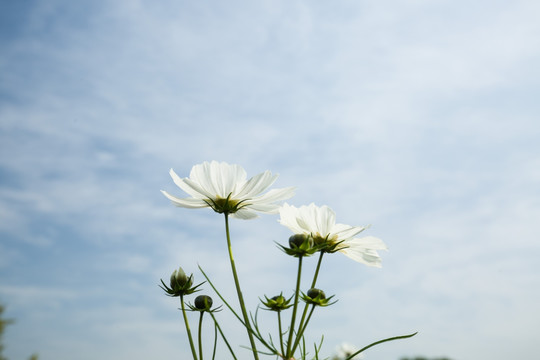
194 295 213 312
159 266 202 297
289 234 313 248
307 288 326 300
261 293 293 311
278 234 318 257
170 267 192 289
302 288 335 307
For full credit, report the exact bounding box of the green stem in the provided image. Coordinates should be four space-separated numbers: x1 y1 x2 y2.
277 311 285 358
223 213 259 360
180 295 199 360
291 251 325 356
211 320 217 360
210 312 238 360
310 251 325 288
291 305 315 355
198 312 204 360
344 332 418 360
285 255 303 359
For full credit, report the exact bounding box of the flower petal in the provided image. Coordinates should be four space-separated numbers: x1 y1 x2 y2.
338 236 387 267
248 187 296 212
210 161 245 198
235 170 277 198
161 190 209 208
333 223 367 239
278 203 308 234
232 208 259 219
169 169 207 199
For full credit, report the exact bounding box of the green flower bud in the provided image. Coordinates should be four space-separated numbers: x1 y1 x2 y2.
278 234 318 257
170 267 192 289
307 288 325 300
261 293 293 311
302 288 336 307
289 234 313 248
159 266 203 297
194 295 213 312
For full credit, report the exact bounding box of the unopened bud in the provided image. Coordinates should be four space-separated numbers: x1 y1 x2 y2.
289 234 313 248
307 288 326 300
170 267 192 289
194 295 213 311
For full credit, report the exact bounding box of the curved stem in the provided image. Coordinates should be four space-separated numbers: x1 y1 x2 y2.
345 332 418 360
211 320 218 360
285 255 303 358
223 213 259 359
180 295 199 360
210 312 238 360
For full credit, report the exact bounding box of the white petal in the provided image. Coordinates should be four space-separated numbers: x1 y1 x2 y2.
292 203 320 233
249 187 296 210
210 161 231 197
317 205 336 235
333 223 367 240
339 247 382 267
161 190 209 208
346 236 388 250
169 169 206 199
192 162 220 197
182 178 215 199
232 208 259 219
278 203 309 234
338 236 387 267
236 170 277 198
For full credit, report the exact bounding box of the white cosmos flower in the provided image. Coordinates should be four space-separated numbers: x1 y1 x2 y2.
161 161 295 219
278 203 387 267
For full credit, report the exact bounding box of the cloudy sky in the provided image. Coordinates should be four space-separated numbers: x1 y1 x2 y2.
1 0 539 359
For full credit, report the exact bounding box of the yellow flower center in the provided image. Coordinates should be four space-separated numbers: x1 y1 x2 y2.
207 195 245 214
312 233 338 245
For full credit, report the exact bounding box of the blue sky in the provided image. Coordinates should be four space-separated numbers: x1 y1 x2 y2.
1 0 539 359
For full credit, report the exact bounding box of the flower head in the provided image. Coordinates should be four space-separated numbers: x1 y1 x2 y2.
260 293 293 312
302 288 336 307
161 161 295 219
278 203 387 267
188 295 222 313
159 266 203 297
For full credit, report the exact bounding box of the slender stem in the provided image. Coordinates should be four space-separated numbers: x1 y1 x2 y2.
285 255 303 358
223 213 259 360
198 312 204 360
180 295 199 360
277 311 285 357
291 251 325 355
211 320 217 360
290 305 315 354
310 251 325 288
210 312 238 360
